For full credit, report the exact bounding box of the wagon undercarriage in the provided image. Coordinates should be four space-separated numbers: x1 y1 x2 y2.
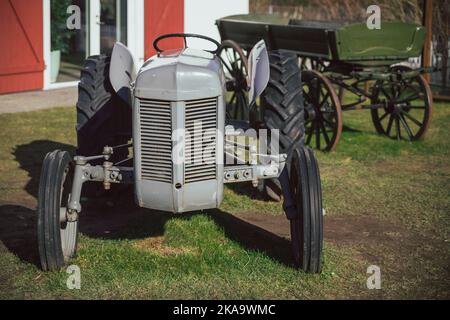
301 64 433 151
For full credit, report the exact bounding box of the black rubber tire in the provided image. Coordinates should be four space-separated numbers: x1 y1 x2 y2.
289 146 323 273
76 55 131 162
38 150 78 271
262 50 305 155
261 50 305 201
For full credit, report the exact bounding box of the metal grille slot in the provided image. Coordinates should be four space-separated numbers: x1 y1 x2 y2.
185 97 218 183
139 98 172 183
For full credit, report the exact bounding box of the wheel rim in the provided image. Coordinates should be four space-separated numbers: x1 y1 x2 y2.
218 40 249 121
302 70 343 152
59 164 78 262
371 67 433 141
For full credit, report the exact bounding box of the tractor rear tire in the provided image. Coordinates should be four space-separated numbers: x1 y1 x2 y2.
38 150 78 271
262 50 305 201
76 55 131 162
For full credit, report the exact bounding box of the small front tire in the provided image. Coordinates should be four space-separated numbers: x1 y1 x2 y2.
38 150 78 271
289 146 323 273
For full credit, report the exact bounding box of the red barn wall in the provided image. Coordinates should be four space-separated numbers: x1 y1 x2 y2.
0 0 44 94
144 0 184 59
0 0 185 94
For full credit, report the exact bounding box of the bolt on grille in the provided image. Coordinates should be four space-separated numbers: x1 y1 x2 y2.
184 97 218 183
139 98 173 183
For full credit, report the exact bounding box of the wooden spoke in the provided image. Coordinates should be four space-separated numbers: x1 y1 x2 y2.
395 116 401 140
401 110 423 127
379 112 389 122
219 40 249 121
399 113 414 139
386 115 394 136
302 70 342 152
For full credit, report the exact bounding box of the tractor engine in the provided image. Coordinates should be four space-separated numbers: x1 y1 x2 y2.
133 48 225 213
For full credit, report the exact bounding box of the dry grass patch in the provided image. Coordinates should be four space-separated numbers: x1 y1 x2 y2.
133 237 198 257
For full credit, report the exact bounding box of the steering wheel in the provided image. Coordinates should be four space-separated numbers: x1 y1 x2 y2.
153 33 221 55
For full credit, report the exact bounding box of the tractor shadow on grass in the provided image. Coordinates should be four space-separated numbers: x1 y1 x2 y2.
13 140 76 199
0 141 76 266
1 140 293 268
208 210 294 267
0 197 173 268
0 205 41 266
0 201 293 268
77 197 294 267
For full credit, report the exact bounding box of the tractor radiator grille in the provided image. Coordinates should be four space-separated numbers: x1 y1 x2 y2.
139 98 172 183
184 97 217 183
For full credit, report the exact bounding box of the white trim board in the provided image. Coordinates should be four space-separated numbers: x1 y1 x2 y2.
43 0 51 89
127 0 145 69
89 0 101 55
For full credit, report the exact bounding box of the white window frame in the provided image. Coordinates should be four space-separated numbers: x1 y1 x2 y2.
43 0 144 90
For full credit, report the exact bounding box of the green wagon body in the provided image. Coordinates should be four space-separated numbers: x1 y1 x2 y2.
216 14 426 66
217 14 433 152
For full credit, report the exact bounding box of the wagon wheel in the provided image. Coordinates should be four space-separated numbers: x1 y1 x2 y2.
300 57 326 72
302 70 343 152
218 40 249 121
371 66 433 141
300 58 347 104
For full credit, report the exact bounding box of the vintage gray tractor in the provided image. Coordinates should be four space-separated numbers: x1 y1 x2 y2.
37 34 323 273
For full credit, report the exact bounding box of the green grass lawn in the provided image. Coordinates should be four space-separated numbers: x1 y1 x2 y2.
0 102 449 299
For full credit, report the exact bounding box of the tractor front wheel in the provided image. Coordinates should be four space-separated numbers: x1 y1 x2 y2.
288 146 323 273
37 150 78 271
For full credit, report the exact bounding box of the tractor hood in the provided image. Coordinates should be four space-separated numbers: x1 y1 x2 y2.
134 48 225 101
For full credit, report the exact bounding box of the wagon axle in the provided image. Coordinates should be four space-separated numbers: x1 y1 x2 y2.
305 103 317 122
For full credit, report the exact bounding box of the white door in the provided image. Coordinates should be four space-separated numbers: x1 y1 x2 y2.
44 0 143 89
90 0 127 55
90 0 144 66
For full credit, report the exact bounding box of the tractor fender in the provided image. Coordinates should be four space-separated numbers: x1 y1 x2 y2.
110 42 136 107
248 40 270 106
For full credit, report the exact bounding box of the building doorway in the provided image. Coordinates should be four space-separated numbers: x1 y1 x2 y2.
44 0 143 89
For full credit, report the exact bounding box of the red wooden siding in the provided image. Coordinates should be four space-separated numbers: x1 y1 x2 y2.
144 0 184 59
0 0 44 94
